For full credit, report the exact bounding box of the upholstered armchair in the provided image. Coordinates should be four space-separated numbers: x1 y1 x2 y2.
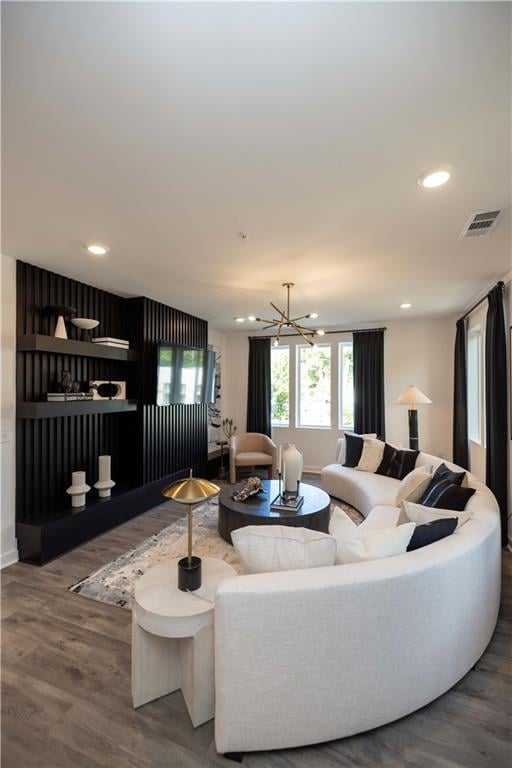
229 433 278 484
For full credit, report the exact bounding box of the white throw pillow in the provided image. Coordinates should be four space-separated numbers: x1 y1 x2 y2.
356 438 385 473
329 507 415 564
337 432 377 464
395 466 433 505
399 500 472 529
231 525 337 574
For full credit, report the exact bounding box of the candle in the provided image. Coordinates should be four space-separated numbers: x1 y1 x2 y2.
98 455 111 483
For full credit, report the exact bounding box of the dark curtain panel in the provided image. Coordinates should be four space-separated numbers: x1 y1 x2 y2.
485 283 507 546
453 318 469 468
353 329 386 439
246 337 272 437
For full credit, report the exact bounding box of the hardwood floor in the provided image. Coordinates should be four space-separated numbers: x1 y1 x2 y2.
2 474 511 767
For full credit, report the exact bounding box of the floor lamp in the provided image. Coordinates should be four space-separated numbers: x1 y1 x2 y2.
396 386 432 450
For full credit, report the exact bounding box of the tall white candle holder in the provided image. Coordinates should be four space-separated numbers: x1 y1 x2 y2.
94 454 116 498
66 471 90 508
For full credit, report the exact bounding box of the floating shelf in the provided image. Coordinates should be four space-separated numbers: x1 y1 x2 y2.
17 399 139 419
17 334 139 362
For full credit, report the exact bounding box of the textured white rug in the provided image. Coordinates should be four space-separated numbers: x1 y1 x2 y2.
69 498 362 609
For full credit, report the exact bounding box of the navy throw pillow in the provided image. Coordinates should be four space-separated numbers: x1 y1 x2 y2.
432 462 466 487
343 434 364 468
407 517 458 551
376 444 419 480
419 479 476 510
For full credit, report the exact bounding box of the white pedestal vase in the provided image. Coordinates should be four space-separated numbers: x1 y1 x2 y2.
94 455 116 498
66 471 90 508
283 444 303 494
54 315 68 339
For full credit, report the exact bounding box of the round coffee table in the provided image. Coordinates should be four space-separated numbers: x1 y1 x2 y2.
218 479 331 544
131 557 236 727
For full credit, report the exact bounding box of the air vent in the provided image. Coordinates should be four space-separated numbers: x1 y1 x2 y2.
460 209 502 238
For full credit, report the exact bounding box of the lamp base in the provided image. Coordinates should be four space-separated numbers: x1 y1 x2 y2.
178 556 202 591
408 409 419 451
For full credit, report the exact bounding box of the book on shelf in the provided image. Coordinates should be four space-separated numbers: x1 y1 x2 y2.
91 337 129 347
270 494 304 512
93 342 130 349
46 392 94 401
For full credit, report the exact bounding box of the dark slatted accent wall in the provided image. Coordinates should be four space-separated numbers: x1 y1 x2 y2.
133 297 208 485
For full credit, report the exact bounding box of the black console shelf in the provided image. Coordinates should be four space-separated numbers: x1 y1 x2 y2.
17 334 139 362
17 399 139 419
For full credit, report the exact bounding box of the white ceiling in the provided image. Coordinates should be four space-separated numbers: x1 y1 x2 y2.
3 1 511 330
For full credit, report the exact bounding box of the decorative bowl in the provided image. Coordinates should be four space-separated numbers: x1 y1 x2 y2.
71 318 99 331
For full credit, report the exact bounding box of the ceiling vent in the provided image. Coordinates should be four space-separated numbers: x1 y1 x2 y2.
460 209 502 238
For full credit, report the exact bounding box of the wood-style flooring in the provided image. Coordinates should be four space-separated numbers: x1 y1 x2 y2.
2 474 511 767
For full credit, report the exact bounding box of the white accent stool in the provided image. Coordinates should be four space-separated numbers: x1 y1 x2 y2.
132 556 236 727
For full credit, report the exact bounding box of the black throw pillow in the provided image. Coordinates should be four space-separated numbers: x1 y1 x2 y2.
376 444 419 480
407 518 458 551
343 434 364 467
432 462 466 487
419 478 476 510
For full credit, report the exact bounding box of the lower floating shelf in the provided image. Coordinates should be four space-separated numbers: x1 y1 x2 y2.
17 399 138 419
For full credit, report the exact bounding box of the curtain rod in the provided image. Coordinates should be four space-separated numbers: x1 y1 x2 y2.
248 326 386 340
459 281 504 322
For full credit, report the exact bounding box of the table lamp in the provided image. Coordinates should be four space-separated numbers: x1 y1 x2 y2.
396 386 432 450
162 470 220 591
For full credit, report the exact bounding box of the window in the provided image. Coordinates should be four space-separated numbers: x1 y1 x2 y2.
297 344 331 427
339 342 354 429
271 345 289 426
468 327 482 442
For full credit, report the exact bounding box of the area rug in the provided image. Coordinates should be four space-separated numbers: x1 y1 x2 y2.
69 498 362 610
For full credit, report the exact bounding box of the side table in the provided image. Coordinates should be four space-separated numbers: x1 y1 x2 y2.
132 556 236 727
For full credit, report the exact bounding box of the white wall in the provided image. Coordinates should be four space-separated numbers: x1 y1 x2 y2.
214 316 455 471
0 254 18 567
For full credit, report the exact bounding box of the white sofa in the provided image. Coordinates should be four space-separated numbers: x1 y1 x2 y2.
214 441 501 756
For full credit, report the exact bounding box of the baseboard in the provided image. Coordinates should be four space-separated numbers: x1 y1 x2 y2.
303 467 322 475
0 547 19 569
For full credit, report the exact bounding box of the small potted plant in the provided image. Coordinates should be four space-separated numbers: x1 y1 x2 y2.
222 418 237 441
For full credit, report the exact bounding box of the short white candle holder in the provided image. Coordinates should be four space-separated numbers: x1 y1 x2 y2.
94 454 116 498
66 471 90 508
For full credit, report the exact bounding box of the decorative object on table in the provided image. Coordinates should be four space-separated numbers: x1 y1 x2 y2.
66 470 90 508
162 470 220 592
396 386 432 450
216 439 228 480
91 336 129 349
71 381 81 393
250 283 324 346
71 317 99 342
270 492 304 511
282 443 303 495
89 380 126 400
232 476 264 502
59 370 73 393
47 391 93 402
44 304 77 339
94 454 116 498
222 417 237 440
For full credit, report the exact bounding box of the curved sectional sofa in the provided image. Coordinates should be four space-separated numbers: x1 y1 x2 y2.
214 440 501 756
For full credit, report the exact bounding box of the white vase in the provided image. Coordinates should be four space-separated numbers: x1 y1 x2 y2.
54 315 68 339
283 444 303 493
66 471 90 508
94 455 116 498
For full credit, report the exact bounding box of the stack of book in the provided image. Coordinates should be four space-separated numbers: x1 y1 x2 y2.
46 392 93 402
91 337 129 349
270 494 304 512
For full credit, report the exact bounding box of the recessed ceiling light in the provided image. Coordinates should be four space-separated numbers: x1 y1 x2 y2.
234 317 245 323
417 168 452 189
317 329 325 336
238 232 248 241
309 312 319 319
86 243 109 255
247 315 256 322
400 303 412 309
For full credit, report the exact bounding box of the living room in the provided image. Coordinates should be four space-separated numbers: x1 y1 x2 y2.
1 2 511 767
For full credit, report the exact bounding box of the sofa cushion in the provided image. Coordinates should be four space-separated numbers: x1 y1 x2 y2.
376 443 419 480
329 507 415 564
395 466 433 505
321 464 401 517
343 433 365 467
419 478 476 510
336 433 376 464
399 500 473 528
231 525 337 574
432 462 466 486
359 505 401 530
356 438 385 473
235 451 273 466
406 517 458 551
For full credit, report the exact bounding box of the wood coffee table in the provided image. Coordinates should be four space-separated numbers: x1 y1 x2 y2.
218 479 331 544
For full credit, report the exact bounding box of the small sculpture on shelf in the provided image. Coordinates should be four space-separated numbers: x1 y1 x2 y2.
232 476 264 502
94 454 116 498
222 418 237 441
66 471 90 508
44 304 77 339
59 370 73 393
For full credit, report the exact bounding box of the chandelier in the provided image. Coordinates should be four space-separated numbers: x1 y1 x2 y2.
254 283 324 347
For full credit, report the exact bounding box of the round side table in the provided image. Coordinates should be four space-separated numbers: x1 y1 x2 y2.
132 557 236 727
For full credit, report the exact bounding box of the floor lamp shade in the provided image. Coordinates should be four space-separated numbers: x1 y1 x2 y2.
162 471 220 591
396 386 432 450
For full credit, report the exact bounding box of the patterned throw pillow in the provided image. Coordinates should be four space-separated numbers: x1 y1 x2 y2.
418 479 476 510
376 443 419 480
432 462 466 487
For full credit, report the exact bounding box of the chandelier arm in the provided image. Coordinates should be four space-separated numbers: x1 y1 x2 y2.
269 302 288 322
292 323 315 346
294 323 318 334
256 316 281 325
289 314 312 323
